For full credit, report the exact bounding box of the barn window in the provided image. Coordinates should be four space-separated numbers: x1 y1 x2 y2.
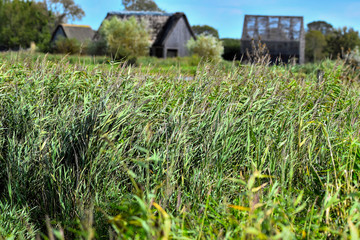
166 49 178 58
154 48 164 58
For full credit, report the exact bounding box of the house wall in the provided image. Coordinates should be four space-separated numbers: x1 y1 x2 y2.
51 27 66 44
241 39 301 63
241 15 305 64
163 17 193 58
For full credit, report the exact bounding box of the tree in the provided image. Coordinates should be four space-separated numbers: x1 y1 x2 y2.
186 34 224 62
192 25 219 38
305 30 327 62
122 0 163 12
325 27 360 58
45 0 85 27
101 16 150 59
0 0 53 49
307 21 333 35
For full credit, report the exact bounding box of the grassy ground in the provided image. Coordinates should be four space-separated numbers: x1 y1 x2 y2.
0 52 228 75
0 52 360 239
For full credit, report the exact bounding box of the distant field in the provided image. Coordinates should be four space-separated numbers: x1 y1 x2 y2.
0 52 359 239
0 52 222 75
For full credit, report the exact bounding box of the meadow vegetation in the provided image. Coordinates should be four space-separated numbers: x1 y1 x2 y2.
187 35 224 62
0 52 360 239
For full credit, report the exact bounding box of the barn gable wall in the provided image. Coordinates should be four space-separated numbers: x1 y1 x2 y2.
163 17 193 58
52 27 66 44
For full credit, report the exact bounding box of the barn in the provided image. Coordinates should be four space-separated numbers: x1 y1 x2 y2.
241 15 305 64
96 11 196 58
50 24 95 45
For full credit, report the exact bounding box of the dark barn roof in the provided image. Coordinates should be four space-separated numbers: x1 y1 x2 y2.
98 11 195 47
103 11 172 44
51 24 95 43
153 12 196 47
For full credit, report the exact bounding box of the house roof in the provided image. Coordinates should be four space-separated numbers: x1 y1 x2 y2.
52 24 95 43
98 11 195 46
242 15 304 42
153 12 196 47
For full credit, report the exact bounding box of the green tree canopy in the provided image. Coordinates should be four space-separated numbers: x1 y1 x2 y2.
307 21 333 35
0 0 53 49
101 16 150 59
192 25 219 38
122 0 163 12
305 30 327 62
187 34 224 62
45 0 85 27
326 27 360 58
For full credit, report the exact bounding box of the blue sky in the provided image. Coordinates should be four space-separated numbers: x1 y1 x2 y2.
74 0 360 38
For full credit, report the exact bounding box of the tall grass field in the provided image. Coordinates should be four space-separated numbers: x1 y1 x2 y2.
0 52 360 239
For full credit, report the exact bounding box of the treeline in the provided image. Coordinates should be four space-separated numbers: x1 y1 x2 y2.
193 21 360 63
305 21 360 62
0 0 84 51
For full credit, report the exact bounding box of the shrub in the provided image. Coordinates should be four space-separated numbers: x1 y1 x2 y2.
53 37 83 55
346 45 360 67
101 16 150 60
87 39 107 56
186 34 224 61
